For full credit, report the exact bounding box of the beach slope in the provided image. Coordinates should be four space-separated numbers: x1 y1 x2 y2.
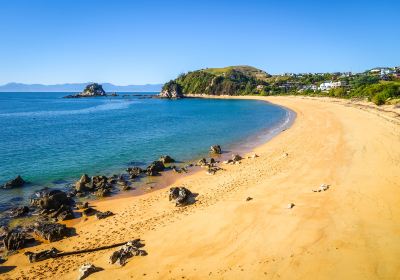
3 96 400 280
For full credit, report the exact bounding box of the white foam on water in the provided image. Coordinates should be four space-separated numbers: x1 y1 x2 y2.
0 100 137 117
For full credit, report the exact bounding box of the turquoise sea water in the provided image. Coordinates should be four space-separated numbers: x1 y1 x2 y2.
0 92 291 209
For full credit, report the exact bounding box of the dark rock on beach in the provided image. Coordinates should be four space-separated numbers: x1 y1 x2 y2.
2 175 26 189
3 230 34 251
25 247 60 263
95 211 114 220
109 239 147 266
126 167 143 178
169 187 194 206
146 161 165 176
33 221 69 242
78 263 103 280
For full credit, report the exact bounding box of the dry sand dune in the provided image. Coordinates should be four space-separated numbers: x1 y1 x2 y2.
2 96 400 280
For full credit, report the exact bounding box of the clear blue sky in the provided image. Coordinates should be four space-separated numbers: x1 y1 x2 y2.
1 0 399 85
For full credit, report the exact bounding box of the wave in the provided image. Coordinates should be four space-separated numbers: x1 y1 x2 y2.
0 100 137 118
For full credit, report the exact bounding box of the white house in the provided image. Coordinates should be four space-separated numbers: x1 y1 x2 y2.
318 81 344 91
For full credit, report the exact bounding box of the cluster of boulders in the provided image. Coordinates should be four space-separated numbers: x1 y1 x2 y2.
31 189 75 221
73 174 113 198
223 154 243 165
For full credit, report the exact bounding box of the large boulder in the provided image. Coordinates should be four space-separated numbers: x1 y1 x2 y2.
159 81 183 99
33 221 69 242
3 230 34 251
169 187 194 206
2 175 25 189
126 167 143 179
31 189 72 211
25 247 60 263
146 161 165 176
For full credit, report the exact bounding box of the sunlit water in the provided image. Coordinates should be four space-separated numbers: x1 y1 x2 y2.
0 92 291 209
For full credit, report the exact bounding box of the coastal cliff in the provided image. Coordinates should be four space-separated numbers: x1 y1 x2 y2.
159 66 270 98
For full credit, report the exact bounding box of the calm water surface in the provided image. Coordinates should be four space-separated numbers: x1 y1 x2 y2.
0 92 291 209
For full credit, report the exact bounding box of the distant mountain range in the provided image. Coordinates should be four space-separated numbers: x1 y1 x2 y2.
0 82 163 92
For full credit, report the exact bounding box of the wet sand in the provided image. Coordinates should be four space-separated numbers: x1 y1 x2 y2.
2 96 400 280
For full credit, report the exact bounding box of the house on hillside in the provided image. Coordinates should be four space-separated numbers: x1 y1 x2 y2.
318 81 345 91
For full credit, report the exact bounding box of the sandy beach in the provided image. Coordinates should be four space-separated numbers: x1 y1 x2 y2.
2 96 400 280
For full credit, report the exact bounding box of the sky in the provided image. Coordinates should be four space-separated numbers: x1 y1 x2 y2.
0 0 399 85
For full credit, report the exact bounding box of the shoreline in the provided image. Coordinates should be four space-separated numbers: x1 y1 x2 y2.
0 96 294 223
3 95 400 280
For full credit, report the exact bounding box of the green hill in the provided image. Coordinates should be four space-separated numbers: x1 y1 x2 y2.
160 66 271 98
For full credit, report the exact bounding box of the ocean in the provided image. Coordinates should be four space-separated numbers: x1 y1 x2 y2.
0 92 292 210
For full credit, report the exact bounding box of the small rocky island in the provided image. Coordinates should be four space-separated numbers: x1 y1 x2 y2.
64 83 114 98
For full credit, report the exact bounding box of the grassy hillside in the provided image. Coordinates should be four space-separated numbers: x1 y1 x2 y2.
161 65 400 105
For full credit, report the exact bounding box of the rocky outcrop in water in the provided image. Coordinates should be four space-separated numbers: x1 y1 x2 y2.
2 175 26 189
63 83 107 98
210 145 222 154
10 206 30 218
146 161 165 176
158 155 175 164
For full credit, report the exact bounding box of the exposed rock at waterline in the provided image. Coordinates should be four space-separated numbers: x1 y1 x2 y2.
31 189 72 211
158 155 175 164
63 83 107 98
3 230 34 251
2 175 26 189
33 221 69 242
210 145 222 154
159 81 183 99
146 161 165 176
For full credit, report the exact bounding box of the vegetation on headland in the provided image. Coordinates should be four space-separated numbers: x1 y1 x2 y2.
161 65 400 105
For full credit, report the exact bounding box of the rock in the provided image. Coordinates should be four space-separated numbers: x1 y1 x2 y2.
95 188 110 197
249 153 259 159
146 161 165 176
3 230 34 251
232 154 243 162
31 189 72 211
159 81 183 99
210 145 222 154
95 211 114 220
210 158 216 164
82 207 97 217
75 181 90 192
64 83 107 98
78 263 103 280
2 175 25 189
25 247 60 263
76 201 89 210
10 206 30 218
169 187 194 206
197 158 207 166
222 159 233 164
91 175 108 189
109 239 147 266
126 167 143 178
246 197 253 201
158 155 175 164
287 203 295 209
33 222 68 242
79 174 91 184
49 204 74 221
